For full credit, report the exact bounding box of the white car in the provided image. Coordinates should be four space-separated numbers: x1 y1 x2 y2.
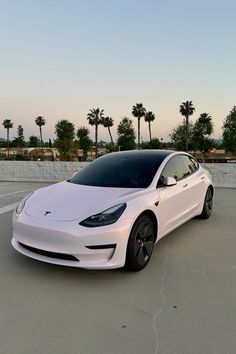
12 150 213 271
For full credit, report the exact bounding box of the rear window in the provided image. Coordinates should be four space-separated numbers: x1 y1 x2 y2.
69 152 167 188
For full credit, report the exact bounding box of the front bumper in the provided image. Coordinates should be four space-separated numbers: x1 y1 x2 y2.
12 212 133 269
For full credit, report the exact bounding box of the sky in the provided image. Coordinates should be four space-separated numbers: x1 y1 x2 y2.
0 0 236 143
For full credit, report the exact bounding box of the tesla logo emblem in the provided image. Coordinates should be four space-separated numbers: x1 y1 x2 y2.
44 211 51 216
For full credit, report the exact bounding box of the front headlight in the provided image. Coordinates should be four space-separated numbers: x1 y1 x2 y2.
79 203 127 227
15 193 33 215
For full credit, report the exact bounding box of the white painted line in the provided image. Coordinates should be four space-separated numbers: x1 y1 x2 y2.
0 203 18 215
0 190 31 198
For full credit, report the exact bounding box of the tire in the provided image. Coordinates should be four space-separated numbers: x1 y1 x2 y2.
125 215 155 271
199 187 213 219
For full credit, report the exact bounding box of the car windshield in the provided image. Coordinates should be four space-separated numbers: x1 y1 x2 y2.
69 151 169 188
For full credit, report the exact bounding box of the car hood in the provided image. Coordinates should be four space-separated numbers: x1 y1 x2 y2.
25 181 143 222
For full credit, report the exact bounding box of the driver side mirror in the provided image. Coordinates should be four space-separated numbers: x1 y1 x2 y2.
164 176 177 186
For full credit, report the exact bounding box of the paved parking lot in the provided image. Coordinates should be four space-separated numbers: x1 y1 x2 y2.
0 182 236 354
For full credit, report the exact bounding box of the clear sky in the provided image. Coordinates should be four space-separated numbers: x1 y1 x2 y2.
0 0 236 143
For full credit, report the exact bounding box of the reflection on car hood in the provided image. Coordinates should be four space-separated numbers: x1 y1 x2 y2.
25 181 143 221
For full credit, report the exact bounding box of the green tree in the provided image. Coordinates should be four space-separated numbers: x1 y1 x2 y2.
43 139 53 148
35 116 46 159
117 117 136 151
102 116 114 147
132 103 146 149
28 135 40 147
179 100 195 151
105 142 114 153
77 127 93 161
54 119 76 161
2 119 13 159
12 125 25 150
0 139 6 148
192 113 214 152
144 111 155 141
161 141 174 149
97 140 107 148
141 138 162 149
87 108 104 158
223 106 236 154
170 122 194 151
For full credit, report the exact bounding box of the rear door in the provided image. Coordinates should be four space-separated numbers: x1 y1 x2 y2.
179 154 206 214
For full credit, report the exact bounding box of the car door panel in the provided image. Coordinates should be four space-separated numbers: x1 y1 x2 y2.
157 178 193 237
156 154 205 239
179 155 206 215
156 155 189 238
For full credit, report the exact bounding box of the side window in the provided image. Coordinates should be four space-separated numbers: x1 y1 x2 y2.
180 155 199 178
158 156 184 186
189 156 199 171
180 155 193 177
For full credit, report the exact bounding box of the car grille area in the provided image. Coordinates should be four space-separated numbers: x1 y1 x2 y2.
19 242 79 262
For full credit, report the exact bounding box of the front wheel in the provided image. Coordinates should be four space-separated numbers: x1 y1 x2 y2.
199 187 213 219
125 215 155 271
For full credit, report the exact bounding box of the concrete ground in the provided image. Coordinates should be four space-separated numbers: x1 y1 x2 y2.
0 182 236 354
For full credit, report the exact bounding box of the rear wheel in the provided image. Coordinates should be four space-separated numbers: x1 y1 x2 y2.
199 187 213 219
125 215 155 271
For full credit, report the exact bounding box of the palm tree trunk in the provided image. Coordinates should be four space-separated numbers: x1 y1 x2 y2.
138 117 140 149
185 115 189 152
95 124 98 158
7 129 9 159
149 122 152 141
40 126 44 160
108 127 114 146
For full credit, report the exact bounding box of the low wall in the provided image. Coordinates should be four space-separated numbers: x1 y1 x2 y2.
0 161 235 187
202 163 236 188
0 161 89 183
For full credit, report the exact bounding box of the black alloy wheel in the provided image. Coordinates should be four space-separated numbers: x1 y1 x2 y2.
125 215 155 271
200 187 213 219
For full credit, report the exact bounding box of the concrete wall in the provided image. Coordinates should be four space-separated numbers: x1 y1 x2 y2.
202 163 236 188
0 161 235 187
0 161 89 183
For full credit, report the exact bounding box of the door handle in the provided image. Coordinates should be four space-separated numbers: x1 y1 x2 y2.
201 176 205 180
183 183 188 188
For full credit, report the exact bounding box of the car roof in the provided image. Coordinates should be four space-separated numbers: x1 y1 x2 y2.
103 149 174 159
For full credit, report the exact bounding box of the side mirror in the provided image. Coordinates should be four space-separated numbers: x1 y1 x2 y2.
164 176 177 186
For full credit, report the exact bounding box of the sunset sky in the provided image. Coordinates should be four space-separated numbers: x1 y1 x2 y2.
1 0 235 143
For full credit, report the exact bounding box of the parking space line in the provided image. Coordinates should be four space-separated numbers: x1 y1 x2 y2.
0 190 31 198
0 203 18 215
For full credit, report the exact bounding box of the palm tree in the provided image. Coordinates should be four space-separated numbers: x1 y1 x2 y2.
132 103 146 149
102 116 114 147
35 116 46 159
2 119 13 159
179 101 195 151
87 108 104 158
144 111 156 141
